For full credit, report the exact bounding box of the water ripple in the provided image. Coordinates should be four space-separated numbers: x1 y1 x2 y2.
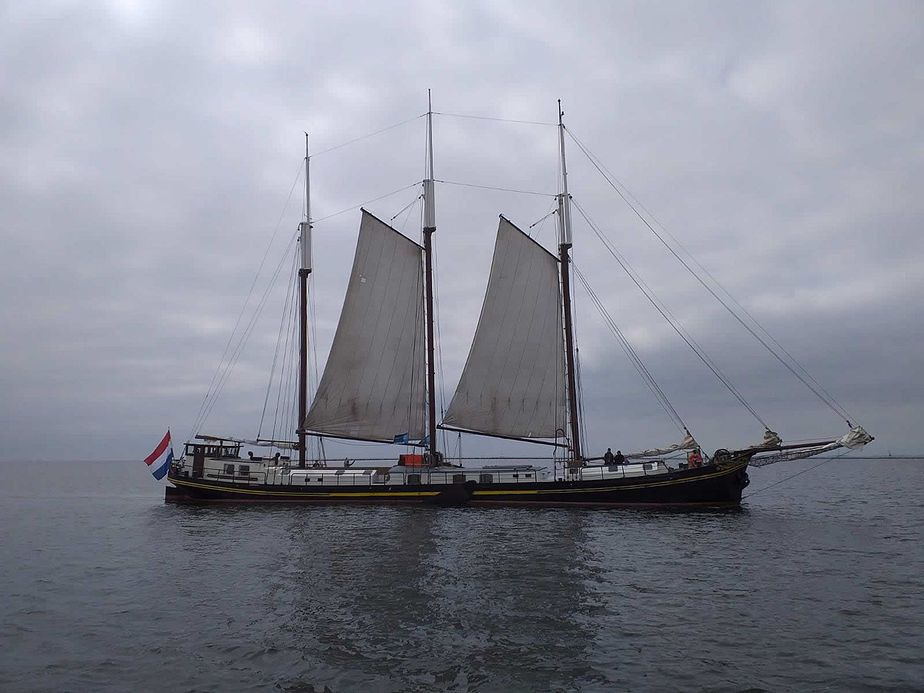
0 460 922 690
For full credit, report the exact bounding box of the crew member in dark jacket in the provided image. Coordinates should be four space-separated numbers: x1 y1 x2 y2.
604 448 615 465
614 450 626 464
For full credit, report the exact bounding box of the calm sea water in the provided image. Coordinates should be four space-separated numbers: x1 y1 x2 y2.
0 459 922 692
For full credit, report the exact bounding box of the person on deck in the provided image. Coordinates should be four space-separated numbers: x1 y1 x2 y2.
604 448 615 465
614 450 626 465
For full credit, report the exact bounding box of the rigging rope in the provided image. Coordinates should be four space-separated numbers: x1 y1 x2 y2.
191 230 300 438
435 178 553 197
307 268 327 461
529 207 558 230
275 251 300 446
312 182 423 224
310 114 426 158
433 111 556 127
186 161 304 444
430 209 451 458
571 290 590 454
572 264 690 436
391 194 424 222
272 284 298 448
742 448 851 499
280 315 298 447
259 246 299 440
571 198 772 431
565 126 854 426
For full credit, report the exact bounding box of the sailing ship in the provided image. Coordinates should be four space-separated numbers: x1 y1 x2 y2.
164 101 872 506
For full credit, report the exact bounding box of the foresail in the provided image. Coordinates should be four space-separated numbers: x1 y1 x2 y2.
443 217 566 439
303 210 427 442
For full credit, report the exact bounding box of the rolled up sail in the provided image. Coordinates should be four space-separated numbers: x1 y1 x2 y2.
303 210 427 442
749 425 873 467
443 216 566 439
624 433 698 459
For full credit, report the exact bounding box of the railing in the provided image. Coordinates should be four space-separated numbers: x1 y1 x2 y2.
574 461 669 481
171 460 551 487
170 458 717 486
169 457 714 488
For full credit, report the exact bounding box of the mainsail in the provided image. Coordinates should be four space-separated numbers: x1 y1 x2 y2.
443 216 566 439
303 210 427 442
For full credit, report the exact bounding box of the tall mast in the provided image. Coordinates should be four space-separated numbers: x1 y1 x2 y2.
556 101 582 466
297 133 312 468
423 91 439 464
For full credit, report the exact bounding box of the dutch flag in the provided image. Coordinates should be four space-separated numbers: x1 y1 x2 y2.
144 430 174 480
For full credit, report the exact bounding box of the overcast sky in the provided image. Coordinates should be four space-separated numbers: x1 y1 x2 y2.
2 0 922 462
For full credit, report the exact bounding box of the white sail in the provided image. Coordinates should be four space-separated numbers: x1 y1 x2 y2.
303 210 427 441
443 216 566 439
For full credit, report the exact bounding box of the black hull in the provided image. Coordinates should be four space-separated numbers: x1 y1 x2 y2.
471 461 749 507
165 461 749 507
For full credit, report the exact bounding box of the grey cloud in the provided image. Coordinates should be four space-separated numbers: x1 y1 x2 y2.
1 0 921 460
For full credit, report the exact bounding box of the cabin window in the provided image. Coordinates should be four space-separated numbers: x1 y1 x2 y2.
452 474 465 483
407 474 421 485
223 463 235 475
238 464 250 475
513 473 519 478
643 463 652 471
525 473 532 478
479 473 493 484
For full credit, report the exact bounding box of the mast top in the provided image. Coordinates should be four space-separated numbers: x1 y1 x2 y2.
556 100 573 247
300 133 312 273
424 92 436 230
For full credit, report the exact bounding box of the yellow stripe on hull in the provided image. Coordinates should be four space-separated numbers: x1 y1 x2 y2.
168 477 441 499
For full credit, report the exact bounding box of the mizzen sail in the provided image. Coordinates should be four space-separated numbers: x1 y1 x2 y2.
443 216 566 439
303 210 427 442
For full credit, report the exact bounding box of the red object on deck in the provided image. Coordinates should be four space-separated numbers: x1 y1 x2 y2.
399 454 424 467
